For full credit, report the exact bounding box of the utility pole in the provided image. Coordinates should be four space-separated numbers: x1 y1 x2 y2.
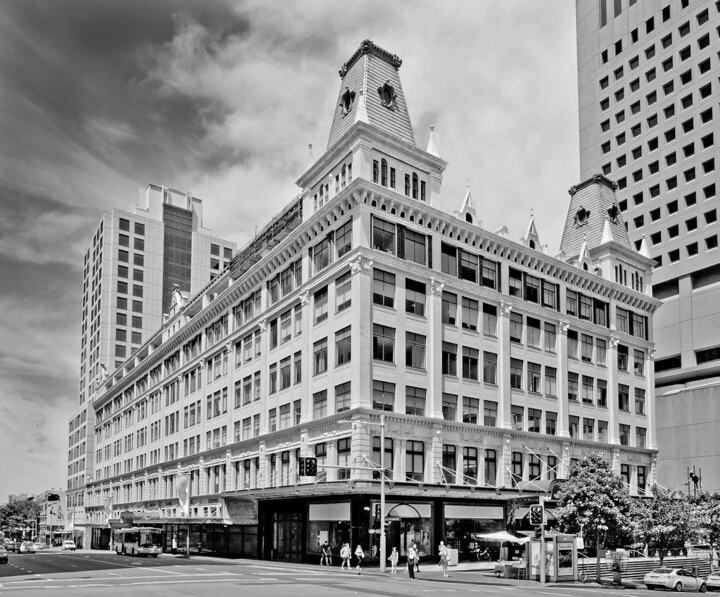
539 495 546 585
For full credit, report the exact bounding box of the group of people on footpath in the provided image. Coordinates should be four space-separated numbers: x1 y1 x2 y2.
322 540 451 579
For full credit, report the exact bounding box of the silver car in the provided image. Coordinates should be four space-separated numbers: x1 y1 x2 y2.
705 571 720 591
643 567 707 592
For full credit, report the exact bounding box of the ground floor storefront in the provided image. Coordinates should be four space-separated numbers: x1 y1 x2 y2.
84 487 531 563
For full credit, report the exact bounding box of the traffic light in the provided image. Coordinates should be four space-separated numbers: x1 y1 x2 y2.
305 457 318 476
298 457 306 476
529 504 545 526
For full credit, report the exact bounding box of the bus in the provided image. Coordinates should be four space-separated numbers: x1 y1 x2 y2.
114 527 163 557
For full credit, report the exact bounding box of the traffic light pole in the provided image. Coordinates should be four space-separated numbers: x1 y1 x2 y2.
379 414 386 573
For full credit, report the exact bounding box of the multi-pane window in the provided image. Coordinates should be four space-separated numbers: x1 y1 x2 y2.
618 384 630 410
405 386 426 416
510 313 523 343
545 366 557 396
336 326 351 366
313 237 330 273
372 380 395 411
336 220 352 258
373 324 395 362
372 218 395 254
442 393 457 422
598 420 608 442
335 272 352 312
483 400 497 426
280 357 291 390
406 440 425 482
313 337 328 375
583 418 595 440
442 342 457 376
546 411 557 435
406 332 426 369
567 330 578 358
635 388 645 415
634 349 645 376
618 345 629 371
512 405 524 431
569 416 579 439
511 452 523 487
280 310 292 344
404 230 427 266
529 455 541 481
485 449 497 486
442 445 456 484
463 447 478 484
335 382 351 412
510 358 523 389
568 372 579 401
462 396 479 424
405 279 426 316
527 362 542 393
527 318 541 348
483 304 497 336
337 438 351 480
462 347 479 380
597 379 607 407
372 269 395 308
582 376 594 404
372 436 393 480
314 287 328 324
462 297 479 331
544 323 557 352
313 390 328 419
596 338 607 366
528 408 541 433
442 292 457 325
636 427 646 448
581 335 594 362
619 424 630 446
483 352 498 384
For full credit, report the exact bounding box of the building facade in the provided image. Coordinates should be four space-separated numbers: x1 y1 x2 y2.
67 186 236 547
575 0 720 490
80 40 658 562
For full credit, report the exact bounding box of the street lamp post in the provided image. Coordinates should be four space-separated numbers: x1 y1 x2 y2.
379 413 386 573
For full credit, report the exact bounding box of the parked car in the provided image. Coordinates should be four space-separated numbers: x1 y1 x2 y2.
4 540 18 552
19 541 36 554
706 571 720 591
62 540 76 551
643 567 707 592
0 545 8 564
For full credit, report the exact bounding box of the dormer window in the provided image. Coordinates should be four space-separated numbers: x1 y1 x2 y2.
574 207 591 228
339 87 356 116
607 203 620 224
378 80 396 110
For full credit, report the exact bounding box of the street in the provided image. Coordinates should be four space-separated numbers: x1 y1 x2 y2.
0 552 677 597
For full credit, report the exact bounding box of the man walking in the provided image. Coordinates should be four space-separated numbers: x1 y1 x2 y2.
407 544 416 580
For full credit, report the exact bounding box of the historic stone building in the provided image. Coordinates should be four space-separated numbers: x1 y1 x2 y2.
80 40 658 562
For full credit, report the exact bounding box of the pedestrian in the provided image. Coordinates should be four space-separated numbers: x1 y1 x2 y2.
340 543 351 570
389 546 399 573
438 541 449 577
172 534 178 555
355 544 364 574
407 544 416 579
321 541 331 565
413 541 421 573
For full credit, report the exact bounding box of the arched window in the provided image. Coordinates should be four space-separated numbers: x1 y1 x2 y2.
381 159 388 187
412 173 419 199
465 213 473 223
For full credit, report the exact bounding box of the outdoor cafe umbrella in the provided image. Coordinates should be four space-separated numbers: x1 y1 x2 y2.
475 531 529 556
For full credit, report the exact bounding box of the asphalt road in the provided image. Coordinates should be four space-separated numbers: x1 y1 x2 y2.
0 552 678 597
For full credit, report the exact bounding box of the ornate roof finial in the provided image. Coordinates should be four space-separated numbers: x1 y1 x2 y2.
426 124 440 157
305 144 314 169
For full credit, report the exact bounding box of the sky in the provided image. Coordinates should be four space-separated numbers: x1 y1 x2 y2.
0 0 579 504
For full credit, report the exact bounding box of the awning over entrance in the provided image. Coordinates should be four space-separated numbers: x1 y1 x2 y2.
384 503 431 518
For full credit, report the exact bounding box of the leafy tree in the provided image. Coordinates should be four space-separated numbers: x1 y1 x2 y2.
0 499 41 540
691 491 720 569
632 485 694 564
554 452 633 583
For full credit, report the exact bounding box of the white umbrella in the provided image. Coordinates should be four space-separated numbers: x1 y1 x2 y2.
475 531 530 544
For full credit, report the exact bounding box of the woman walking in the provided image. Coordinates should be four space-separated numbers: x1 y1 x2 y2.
355 544 365 574
438 541 449 577
389 546 399 573
406 544 417 579
340 543 351 570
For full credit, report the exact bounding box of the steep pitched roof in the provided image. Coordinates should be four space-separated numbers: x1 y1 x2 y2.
456 180 479 225
327 40 416 150
559 174 631 261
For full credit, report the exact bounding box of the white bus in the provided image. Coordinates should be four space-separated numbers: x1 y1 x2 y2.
114 527 163 557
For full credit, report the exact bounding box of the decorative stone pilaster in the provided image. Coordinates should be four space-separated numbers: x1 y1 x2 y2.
557 320 570 438
607 335 620 444
498 302 513 429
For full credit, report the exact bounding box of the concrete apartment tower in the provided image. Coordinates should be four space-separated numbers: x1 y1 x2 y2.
66 185 235 547
78 40 658 561
575 0 720 490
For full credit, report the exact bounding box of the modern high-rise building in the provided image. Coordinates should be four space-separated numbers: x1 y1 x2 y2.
77 40 657 562
575 0 720 490
66 185 235 547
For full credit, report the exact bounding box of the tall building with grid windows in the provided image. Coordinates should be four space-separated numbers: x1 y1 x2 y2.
575 0 720 490
76 40 658 562
67 185 235 547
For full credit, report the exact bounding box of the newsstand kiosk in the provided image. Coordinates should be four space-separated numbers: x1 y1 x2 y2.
528 533 577 582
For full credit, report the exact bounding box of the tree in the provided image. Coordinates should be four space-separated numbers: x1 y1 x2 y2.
632 485 694 565
0 499 41 540
554 452 633 583
691 491 720 569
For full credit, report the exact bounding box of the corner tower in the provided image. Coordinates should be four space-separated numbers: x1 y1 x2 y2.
327 39 416 150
